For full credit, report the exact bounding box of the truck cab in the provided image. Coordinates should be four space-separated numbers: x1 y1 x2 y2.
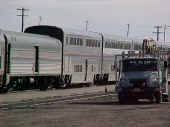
115 54 168 104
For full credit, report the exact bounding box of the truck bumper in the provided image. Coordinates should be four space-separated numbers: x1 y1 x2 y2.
119 87 160 99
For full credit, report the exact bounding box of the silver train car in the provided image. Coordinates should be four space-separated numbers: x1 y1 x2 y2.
25 25 142 85
0 28 62 92
0 25 143 92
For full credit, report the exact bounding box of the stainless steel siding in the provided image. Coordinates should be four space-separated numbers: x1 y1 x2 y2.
39 50 61 74
10 49 34 74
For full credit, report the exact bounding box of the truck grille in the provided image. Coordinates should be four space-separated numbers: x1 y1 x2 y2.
129 79 147 88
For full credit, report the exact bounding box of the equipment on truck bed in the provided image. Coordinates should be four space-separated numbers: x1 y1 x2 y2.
115 38 169 104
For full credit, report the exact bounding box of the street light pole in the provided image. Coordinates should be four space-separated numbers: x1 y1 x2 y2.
100 33 107 92
89 31 107 92
89 31 104 74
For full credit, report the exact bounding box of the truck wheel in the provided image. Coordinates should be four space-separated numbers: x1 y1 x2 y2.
165 98 169 102
155 96 161 104
149 96 154 103
118 93 125 104
132 98 138 103
162 97 169 102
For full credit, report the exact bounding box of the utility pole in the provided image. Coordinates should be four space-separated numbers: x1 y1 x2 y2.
85 20 88 32
17 8 29 32
126 24 130 38
163 24 170 43
153 25 163 42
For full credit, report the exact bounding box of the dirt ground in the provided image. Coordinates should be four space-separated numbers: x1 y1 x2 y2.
0 86 170 127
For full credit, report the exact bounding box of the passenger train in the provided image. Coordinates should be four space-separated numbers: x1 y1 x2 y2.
0 25 168 92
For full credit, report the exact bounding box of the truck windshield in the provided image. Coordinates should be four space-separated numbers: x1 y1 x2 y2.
122 59 157 72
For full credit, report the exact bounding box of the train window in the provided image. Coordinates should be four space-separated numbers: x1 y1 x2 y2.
127 43 130 49
105 42 108 48
70 37 74 45
86 39 89 47
111 65 115 72
115 41 118 49
112 41 116 48
134 44 137 50
65 37 69 45
94 40 97 47
68 37 84 46
91 64 94 72
86 39 101 48
120 41 123 49
86 39 92 47
105 42 111 48
128 43 131 49
79 38 83 46
111 42 114 48
74 65 82 72
7 43 11 73
117 41 120 49
98 41 100 47
76 38 79 45
119 42 121 49
91 41 95 47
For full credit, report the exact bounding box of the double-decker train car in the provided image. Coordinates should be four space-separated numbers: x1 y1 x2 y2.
25 25 142 85
0 25 144 92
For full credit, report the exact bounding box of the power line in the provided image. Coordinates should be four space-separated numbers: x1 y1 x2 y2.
17 8 29 32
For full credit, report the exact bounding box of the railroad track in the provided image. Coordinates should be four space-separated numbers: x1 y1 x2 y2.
0 91 116 110
2 83 113 95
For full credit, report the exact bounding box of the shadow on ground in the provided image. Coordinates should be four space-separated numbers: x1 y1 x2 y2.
69 100 158 106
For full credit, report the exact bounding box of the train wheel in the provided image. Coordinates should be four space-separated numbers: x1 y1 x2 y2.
61 83 67 88
156 97 160 104
39 78 48 91
149 96 154 103
0 86 8 93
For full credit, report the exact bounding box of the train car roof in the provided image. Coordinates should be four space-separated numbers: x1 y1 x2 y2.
4 30 59 40
24 25 142 43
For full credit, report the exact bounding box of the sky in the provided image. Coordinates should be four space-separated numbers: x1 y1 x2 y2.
1 0 170 42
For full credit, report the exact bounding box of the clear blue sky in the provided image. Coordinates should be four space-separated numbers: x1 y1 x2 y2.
1 0 170 42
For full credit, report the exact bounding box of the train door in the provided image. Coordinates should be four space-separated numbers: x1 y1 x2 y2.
84 59 88 81
0 32 4 87
0 33 11 89
34 46 39 74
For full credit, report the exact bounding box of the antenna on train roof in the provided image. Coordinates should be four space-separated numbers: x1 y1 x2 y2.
38 16 42 25
126 24 130 39
85 20 88 32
